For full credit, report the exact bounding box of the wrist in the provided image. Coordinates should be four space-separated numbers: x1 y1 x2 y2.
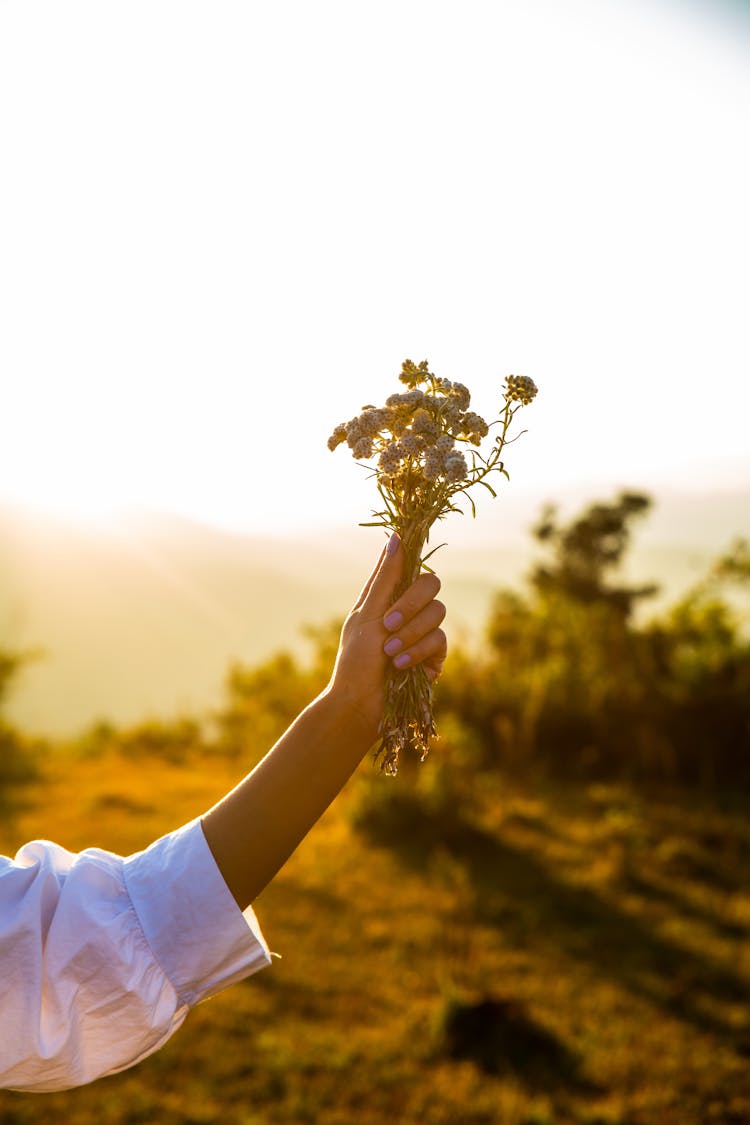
323 678 381 748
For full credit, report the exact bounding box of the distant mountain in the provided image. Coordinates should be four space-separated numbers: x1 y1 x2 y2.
0 488 746 736
0 506 362 736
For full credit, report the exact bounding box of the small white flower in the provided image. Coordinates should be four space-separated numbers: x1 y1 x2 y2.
378 443 402 473
459 411 489 444
444 404 464 430
358 408 391 437
327 423 348 451
450 382 471 409
444 452 468 482
353 437 374 459
412 408 439 438
423 452 443 481
400 433 425 456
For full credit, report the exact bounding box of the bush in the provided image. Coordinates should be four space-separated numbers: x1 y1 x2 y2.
438 493 750 789
209 622 341 762
0 648 39 809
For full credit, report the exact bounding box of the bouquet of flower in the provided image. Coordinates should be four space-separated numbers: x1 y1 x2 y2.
328 359 538 775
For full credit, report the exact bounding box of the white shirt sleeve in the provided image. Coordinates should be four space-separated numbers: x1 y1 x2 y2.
0 818 272 1093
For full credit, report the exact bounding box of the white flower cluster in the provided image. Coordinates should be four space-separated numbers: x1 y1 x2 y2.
327 360 496 486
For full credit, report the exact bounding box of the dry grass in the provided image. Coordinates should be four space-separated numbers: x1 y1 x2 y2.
1 746 749 1124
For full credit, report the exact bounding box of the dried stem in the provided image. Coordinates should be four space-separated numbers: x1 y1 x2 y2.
375 515 435 775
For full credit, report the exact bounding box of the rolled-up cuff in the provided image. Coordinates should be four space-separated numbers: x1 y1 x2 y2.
123 818 272 1008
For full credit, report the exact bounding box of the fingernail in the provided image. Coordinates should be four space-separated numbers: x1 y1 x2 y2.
386 532 400 557
384 636 402 656
394 652 411 669
384 610 403 631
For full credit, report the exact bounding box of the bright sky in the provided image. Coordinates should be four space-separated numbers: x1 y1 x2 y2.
1 0 749 534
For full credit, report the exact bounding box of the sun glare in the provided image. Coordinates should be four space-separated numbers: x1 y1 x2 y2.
1 1 748 536
2 477 124 526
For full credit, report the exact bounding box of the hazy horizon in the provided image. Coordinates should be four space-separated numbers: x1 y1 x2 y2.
2 483 747 737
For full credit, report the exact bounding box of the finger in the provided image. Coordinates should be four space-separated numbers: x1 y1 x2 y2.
382 572 441 632
389 627 447 674
424 657 445 684
351 541 388 612
358 533 404 617
382 600 446 658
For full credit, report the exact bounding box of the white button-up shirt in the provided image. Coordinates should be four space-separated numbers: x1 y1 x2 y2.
0 818 271 1093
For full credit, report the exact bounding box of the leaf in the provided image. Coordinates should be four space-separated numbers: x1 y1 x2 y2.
421 542 447 564
479 480 497 498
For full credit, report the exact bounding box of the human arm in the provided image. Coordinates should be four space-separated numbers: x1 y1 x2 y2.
201 532 447 909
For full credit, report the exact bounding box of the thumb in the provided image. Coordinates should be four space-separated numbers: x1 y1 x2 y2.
354 533 404 617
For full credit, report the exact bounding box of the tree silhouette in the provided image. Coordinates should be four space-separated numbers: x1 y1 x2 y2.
531 490 658 618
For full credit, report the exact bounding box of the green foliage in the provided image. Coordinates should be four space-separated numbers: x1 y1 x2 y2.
0 647 26 709
531 490 658 618
439 492 750 789
0 646 38 806
711 536 750 585
640 589 750 786
210 627 338 762
75 716 207 764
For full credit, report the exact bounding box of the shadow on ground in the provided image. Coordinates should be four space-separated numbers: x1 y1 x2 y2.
354 788 750 1054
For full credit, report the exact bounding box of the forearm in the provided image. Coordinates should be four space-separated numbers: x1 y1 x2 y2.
201 686 374 910
201 534 446 912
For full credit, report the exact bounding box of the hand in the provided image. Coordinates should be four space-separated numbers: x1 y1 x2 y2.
329 533 447 737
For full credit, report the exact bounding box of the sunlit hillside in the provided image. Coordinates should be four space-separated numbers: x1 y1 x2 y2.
1 748 748 1124
1 484 749 1122
1 488 747 736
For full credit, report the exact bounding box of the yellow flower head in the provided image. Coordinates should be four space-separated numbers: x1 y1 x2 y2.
398 358 430 388
505 375 538 406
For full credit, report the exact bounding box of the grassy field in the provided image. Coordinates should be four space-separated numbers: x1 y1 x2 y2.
1 745 749 1124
